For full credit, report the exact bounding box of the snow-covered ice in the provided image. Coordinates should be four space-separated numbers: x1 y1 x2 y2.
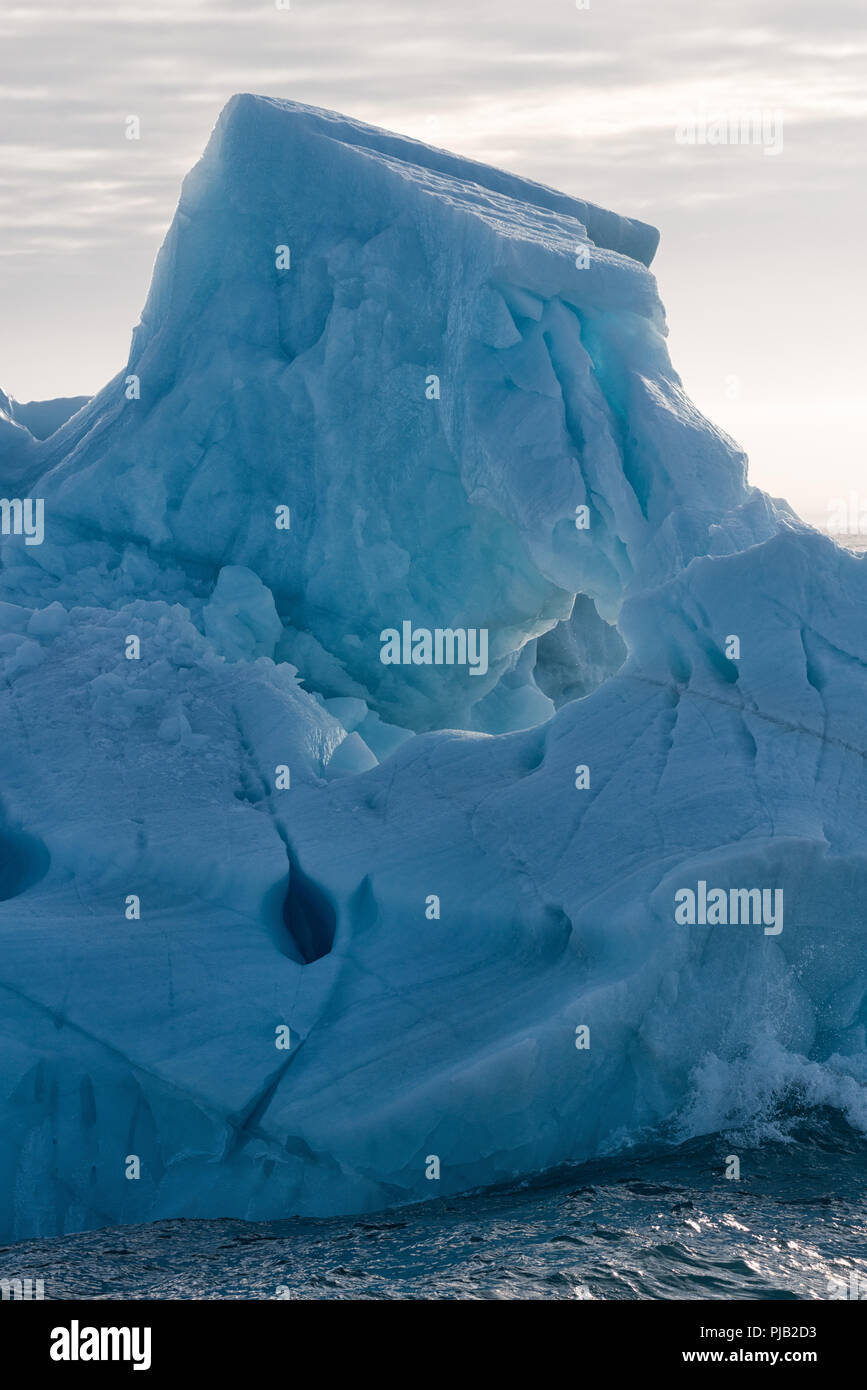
0 96 864 1239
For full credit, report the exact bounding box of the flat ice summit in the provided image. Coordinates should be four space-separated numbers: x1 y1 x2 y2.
0 96 865 1239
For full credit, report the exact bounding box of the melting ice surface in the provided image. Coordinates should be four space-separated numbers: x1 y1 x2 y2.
0 95 865 1242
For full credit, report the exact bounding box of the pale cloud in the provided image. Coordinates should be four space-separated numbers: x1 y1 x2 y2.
0 0 864 523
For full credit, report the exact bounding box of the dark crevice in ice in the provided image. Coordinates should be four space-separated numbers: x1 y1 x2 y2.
0 816 50 902
280 850 337 964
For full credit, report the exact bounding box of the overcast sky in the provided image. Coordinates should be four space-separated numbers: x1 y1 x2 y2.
1 0 864 525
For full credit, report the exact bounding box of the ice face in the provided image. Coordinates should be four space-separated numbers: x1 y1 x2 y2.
26 94 773 734
0 97 864 1240
0 387 37 483
3 396 91 442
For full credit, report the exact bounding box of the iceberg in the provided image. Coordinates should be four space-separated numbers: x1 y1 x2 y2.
2 394 91 442
0 96 864 1239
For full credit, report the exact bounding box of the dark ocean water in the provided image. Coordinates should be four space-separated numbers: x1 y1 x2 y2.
3 1111 865 1301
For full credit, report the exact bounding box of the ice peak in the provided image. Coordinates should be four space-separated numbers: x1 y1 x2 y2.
207 92 660 267
30 98 771 734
